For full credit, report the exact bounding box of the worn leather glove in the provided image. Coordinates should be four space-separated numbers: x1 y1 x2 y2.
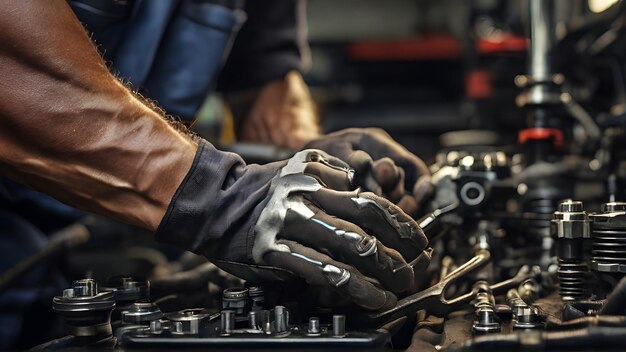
156 140 430 311
305 128 433 217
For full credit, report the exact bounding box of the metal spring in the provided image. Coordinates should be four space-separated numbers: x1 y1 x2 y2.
592 228 626 266
557 259 589 300
522 198 557 237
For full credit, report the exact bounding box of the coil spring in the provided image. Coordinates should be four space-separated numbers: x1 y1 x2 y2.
592 228 626 267
522 198 557 237
557 259 589 300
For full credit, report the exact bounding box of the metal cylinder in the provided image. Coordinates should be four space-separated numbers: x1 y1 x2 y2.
332 315 346 337
121 302 163 325
222 287 249 316
274 306 288 334
522 0 561 130
248 310 261 330
528 0 555 85
307 317 321 335
149 319 163 334
220 310 235 335
472 308 500 334
72 279 98 297
248 286 265 311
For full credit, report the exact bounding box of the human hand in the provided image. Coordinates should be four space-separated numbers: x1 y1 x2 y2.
156 141 430 311
305 128 433 217
237 71 320 150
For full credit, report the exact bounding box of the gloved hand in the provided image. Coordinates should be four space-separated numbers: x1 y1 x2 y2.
156 140 430 311
305 128 433 217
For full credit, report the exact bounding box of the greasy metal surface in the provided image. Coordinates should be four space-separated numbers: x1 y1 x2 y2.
362 250 539 328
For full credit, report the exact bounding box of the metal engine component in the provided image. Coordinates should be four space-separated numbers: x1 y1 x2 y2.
332 315 346 338
552 200 592 301
220 310 235 335
121 302 163 325
307 317 321 336
506 288 543 329
591 202 626 274
52 279 115 338
274 305 289 335
85 287 389 349
590 202 626 297
102 276 150 322
472 282 500 334
168 308 213 336
222 287 249 316
472 308 500 334
248 286 265 311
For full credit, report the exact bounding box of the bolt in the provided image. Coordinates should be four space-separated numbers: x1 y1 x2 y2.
274 306 288 334
472 308 500 334
72 279 97 297
150 320 162 334
221 310 234 335
332 315 346 337
307 317 321 335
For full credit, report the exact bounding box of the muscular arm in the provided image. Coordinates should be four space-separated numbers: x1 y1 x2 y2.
0 0 197 231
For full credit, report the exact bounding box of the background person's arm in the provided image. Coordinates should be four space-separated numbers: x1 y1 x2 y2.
218 0 320 150
0 0 197 231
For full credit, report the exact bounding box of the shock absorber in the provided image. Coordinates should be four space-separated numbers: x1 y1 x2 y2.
516 0 571 269
552 200 592 301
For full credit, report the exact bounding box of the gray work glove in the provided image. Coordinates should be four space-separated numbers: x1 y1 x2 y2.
305 128 433 217
156 140 430 311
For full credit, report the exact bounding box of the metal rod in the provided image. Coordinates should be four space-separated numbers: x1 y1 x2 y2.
528 0 555 84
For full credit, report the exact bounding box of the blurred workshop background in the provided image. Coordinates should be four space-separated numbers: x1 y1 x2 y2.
195 0 523 161
193 0 615 163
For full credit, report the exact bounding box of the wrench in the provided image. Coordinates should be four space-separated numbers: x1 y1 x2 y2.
360 250 540 328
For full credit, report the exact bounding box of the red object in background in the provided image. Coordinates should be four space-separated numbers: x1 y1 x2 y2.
519 128 564 148
346 34 461 61
465 69 493 99
476 34 527 55
346 34 527 61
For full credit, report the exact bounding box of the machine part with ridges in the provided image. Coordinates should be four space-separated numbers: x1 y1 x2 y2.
591 202 626 273
121 302 163 325
52 279 116 338
553 200 592 301
222 287 249 316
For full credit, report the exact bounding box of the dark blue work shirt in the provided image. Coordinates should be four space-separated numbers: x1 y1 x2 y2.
69 0 306 121
71 0 245 121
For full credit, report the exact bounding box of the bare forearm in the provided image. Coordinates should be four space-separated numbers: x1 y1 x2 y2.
0 0 197 230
